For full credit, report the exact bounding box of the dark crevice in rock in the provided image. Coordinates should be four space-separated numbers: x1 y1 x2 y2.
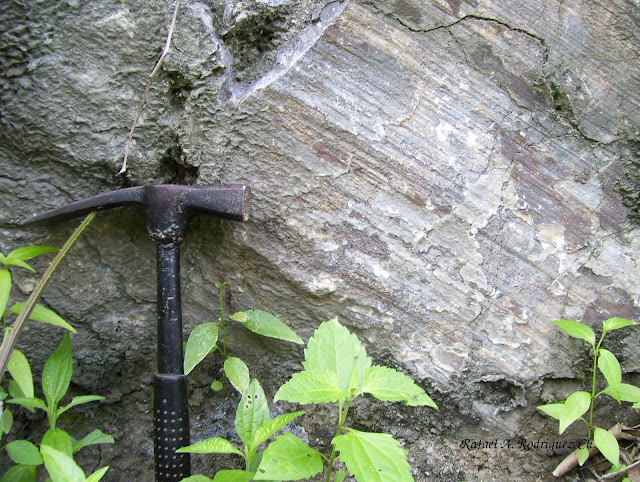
616 138 640 225
158 136 199 184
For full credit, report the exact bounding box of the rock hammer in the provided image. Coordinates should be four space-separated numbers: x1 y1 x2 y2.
24 184 250 480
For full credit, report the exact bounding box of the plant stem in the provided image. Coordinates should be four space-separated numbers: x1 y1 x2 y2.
587 332 607 440
217 283 227 357
326 397 353 482
0 212 95 380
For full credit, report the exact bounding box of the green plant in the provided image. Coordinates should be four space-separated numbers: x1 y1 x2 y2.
177 378 308 482
2 333 113 481
538 317 640 475
183 281 303 393
181 317 438 481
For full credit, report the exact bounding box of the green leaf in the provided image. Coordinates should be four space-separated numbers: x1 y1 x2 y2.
537 391 591 434
212 470 254 482
0 270 10 318
604 383 640 403
8 350 34 399
181 476 214 482
560 391 591 434
72 429 114 453
537 402 565 420
303 318 371 392
577 446 590 466
85 466 109 482
552 320 595 347
10 303 76 334
335 469 346 482
211 381 224 391
6 440 43 466
1 406 13 434
176 437 244 457
59 395 105 416
252 411 306 447
603 317 637 332
224 357 250 394
0 464 37 482
184 323 219 375
7 397 48 411
598 349 622 389
332 429 413 482
42 428 73 457
42 333 73 409
594 426 619 466
8 246 58 262
274 370 349 404
254 433 323 480
40 444 85 482
242 310 303 344
363 365 438 408
229 312 248 323
235 379 270 448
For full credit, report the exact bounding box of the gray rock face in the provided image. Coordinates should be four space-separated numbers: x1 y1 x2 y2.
1 0 639 480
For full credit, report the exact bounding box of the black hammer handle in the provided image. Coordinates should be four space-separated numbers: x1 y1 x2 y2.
155 245 190 480
154 374 190 480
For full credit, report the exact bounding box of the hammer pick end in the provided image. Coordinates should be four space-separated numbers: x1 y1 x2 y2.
22 187 145 227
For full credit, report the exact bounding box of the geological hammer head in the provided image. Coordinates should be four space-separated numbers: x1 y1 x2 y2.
24 184 250 244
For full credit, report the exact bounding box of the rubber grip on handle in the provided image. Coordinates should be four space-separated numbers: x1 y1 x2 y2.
154 374 190 481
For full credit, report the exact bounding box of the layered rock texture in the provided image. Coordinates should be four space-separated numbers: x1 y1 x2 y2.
1 0 639 479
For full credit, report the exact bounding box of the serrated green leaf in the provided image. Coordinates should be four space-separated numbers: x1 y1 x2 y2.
176 437 244 457
40 444 85 482
42 428 73 457
274 370 348 404
42 334 73 409
594 426 619 466
10 303 76 334
184 323 219 375
332 429 413 482
8 246 58 262
303 318 371 392
235 379 270 448
0 270 10 318
212 470 253 482
72 429 114 453
252 411 305 448
7 396 48 412
254 433 323 480
59 395 105 416
577 445 590 466
242 310 303 344
552 320 595 347
224 357 250 394
6 440 43 466
8 350 33 399
85 466 109 482
603 317 637 332
598 349 622 390
0 464 37 482
363 366 437 408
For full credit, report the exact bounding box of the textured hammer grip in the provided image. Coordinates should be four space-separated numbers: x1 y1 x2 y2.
154 374 190 480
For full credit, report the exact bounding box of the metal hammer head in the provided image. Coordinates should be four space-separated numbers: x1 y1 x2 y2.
24 184 250 244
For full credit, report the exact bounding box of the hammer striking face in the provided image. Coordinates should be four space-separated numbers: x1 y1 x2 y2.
24 184 250 481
